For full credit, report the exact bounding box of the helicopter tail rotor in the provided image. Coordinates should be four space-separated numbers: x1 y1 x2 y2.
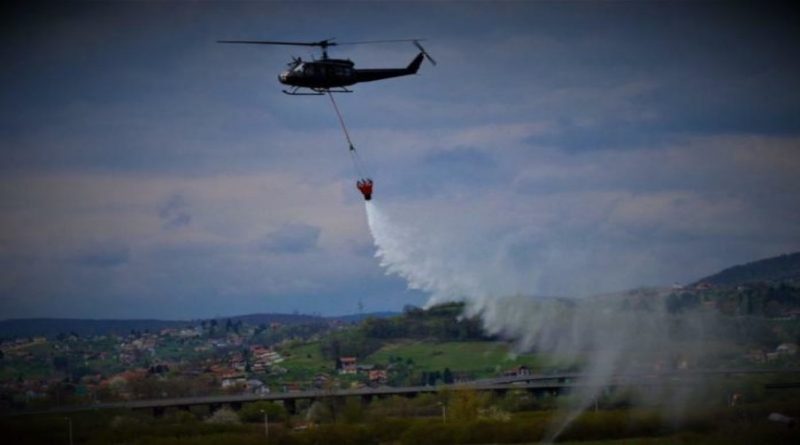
413 40 437 66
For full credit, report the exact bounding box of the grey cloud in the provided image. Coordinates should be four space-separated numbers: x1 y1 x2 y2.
260 224 321 255
72 243 130 268
377 147 502 199
158 194 191 229
2 2 799 319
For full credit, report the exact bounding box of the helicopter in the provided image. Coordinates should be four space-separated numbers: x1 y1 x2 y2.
217 38 436 95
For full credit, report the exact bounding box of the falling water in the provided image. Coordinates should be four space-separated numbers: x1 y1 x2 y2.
365 201 719 442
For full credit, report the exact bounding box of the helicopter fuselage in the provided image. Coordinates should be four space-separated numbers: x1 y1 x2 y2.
279 53 424 93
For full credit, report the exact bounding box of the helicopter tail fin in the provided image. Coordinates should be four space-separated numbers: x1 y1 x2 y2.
406 53 424 74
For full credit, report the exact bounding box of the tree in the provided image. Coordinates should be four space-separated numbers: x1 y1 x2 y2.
205 407 240 425
239 401 287 423
443 368 454 384
306 400 334 423
53 356 69 372
448 388 486 422
341 397 365 424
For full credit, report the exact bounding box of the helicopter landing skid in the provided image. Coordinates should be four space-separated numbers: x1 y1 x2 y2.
282 87 353 96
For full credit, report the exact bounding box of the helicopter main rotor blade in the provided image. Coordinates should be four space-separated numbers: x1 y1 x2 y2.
336 38 425 45
218 38 425 47
217 40 336 47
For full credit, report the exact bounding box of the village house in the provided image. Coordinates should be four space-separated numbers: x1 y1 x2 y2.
247 345 285 374
504 365 532 377
176 327 202 338
357 364 375 373
368 369 388 385
776 343 798 356
338 356 358 374
221 372 247 389
313 373 331 388
245 379 269 395
283 382 302 392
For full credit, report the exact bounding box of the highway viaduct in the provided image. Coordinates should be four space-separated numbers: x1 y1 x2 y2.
7 368 800 418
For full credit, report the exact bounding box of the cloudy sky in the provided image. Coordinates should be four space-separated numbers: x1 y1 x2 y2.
2 1 799 319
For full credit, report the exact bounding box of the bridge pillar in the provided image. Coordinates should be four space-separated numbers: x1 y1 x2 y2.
527 388 543 398
153 406 165 418
283 398 296 414
361 394 374 405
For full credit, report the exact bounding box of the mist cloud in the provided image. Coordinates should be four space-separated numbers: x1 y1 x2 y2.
366 200 727 440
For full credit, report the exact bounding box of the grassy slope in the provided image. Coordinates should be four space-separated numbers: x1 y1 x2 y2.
363 340 544 375
277 342 333 379
276 340 547 379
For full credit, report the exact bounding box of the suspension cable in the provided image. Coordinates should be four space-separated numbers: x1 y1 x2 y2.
327 91 355 151
327 91 371 179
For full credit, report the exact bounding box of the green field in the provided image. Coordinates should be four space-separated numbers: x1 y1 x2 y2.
364 341 544 376
278 341 333 378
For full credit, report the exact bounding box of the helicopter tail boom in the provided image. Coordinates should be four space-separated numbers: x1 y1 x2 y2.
353 53 425 84
406 52 425 74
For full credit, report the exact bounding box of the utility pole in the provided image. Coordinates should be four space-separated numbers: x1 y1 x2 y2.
65 417 73 445
261 410 269 440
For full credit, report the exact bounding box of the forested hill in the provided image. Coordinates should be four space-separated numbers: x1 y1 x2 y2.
0 318 189 339
693 252 800 286
0 312 398 339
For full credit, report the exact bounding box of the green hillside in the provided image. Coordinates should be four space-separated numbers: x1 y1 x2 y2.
693 252 800 286
363 340 544 376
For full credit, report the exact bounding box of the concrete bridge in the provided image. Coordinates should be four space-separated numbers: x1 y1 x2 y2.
8 368 800 417
22 380 574 417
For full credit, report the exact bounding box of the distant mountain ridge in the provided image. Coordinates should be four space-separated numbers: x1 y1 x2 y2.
693 252 800 286
0 318 189 339
0 312 398 339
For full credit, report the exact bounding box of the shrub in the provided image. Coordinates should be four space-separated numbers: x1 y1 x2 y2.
447 388 491 422
166 410 198 424
400 420 457 445
306 400 334 423
294 424 377 445
341 397 365 424
109 415 147 430
239 401 287 423
367 418 413 442
205 407 241 425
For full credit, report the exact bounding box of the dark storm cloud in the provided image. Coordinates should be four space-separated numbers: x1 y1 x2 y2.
260 224 321 255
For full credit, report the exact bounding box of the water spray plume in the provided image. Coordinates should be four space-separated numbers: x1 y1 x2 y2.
365 201 723 442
